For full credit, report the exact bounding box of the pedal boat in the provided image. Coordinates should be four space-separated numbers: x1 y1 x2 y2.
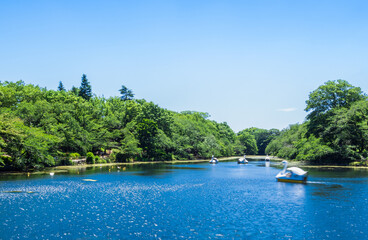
209 155 218 164
238 155 248 164
276 160 308 183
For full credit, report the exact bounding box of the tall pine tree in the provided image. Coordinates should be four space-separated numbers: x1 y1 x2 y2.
119 85 134 101
78 74 92 100
57 81 65 91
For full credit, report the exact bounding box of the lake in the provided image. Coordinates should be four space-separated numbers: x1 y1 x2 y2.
1 161 368 239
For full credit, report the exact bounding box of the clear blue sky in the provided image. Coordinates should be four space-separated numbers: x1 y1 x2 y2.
1 0 368 132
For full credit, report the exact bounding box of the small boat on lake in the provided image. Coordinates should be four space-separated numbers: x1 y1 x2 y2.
238 155 248 164
276 160 308 183
82 179 98 182
265 155 270 161
209 155 218 164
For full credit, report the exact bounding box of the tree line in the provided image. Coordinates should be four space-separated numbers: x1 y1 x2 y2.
0 75 278 171
3 76 364 170
266 79 368 166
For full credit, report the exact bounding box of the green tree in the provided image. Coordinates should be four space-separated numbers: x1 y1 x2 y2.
119 129 142 161
294 135 334 164
0 113 60 170
58 81 66 91
86 152 95 164
136 101 173 136
265 124 303 160
215 122 236 156
321 100 368 161
306 79 365 120
236 132 258 155
239 128 280 155
136 119 158 159
119 85 134 101
71 86 79 96
305 80 366 139
78 74 92 100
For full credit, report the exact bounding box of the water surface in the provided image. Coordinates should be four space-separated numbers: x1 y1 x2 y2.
1 161 368 239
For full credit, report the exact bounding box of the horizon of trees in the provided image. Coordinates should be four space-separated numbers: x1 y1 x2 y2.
1 76 366 171
0 75 274 171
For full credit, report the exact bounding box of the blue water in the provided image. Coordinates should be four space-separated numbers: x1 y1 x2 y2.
1 161 368 239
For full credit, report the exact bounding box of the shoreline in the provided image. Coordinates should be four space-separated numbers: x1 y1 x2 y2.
0 156 240 176
1 155 367 176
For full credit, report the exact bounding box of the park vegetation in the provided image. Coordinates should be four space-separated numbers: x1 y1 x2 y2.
1 77 366 171
0 75 275 171
266 80 368 166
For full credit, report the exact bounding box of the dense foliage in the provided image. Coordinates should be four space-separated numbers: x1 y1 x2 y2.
237 128 280 155
0 79 260 170
2 78 366 170
266 80 368 165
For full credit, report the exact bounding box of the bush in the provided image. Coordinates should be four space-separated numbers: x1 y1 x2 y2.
95 156 107 164
349 161 368 167
70 153 81 159
86 152 95 164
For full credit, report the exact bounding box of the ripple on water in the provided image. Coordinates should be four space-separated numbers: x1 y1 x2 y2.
0 162 368 239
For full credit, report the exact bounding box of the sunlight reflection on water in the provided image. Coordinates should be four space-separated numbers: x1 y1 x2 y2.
0 162 368 239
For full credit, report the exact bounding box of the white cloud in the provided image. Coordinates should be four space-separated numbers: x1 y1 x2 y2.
277 108 297 112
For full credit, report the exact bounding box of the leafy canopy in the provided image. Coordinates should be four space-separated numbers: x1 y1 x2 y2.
305 79 366 120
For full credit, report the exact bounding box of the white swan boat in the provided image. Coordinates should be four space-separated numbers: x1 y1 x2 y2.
238 155 248 164
276 160 308 183
209 155 218 164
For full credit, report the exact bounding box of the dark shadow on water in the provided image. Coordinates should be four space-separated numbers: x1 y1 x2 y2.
131 169 173 177
0 163 208 181
130 165 207 177
305 167 368 179
309 181 349 200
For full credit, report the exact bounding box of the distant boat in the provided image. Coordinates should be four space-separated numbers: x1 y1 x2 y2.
49 172 54 176
276 160 308 183
265 155 270 162
238 154 248 164
209 155 218 164
82 179 97 182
